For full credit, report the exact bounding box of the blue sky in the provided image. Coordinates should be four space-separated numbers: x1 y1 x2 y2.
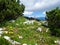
20 0 60 18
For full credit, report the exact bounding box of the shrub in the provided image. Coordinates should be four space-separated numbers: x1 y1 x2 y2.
0 0 25 22
46 7 60 36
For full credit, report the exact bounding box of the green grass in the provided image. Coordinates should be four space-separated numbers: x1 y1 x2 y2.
0 16 59 45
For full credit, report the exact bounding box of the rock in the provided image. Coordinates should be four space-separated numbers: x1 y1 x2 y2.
42 21 48 27
0 31 3 35
37 27 42 32
0 28 3 30
37 22 41 25
12 41 20 45
23 20 35 24
4 36 20 45
4 36 11 41
10 20 15 23
54 40 60 45
23 43 27 45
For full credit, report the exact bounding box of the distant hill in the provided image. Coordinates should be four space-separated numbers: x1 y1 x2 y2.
36 17 46 21
24 16 46 21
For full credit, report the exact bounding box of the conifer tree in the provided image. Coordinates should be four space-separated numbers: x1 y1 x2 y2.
0 0 25 22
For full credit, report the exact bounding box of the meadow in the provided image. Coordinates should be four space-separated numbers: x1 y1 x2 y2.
0 16 59 45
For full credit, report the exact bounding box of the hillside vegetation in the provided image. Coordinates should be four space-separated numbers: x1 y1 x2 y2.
0 16 60 45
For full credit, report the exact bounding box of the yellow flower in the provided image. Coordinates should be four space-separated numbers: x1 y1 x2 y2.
10 26 13 29
17 34 20 36
16 23 19 26
4 31 8 34
9 32 14 34
17 35 23 39
9 26 13 30
10 28 13 30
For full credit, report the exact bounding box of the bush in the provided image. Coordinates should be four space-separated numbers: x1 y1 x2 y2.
46 7 60 36
0 0 25 22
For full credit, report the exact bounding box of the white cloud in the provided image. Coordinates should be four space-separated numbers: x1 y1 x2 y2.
23 11 33 15
20 0 60 11
43 11 46 15
20 0 60 17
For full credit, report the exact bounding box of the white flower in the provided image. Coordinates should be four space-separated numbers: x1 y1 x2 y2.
46 28 49 32
35 43 38 45
54 41 57 43
23 43 27 45
4 31 8 34
19 36 23 39
16 23 19 26
0 28 3 30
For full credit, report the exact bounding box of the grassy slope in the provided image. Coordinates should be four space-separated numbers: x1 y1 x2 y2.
0 16 59 45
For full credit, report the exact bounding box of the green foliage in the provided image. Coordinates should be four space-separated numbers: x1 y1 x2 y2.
0 37 11 45
46 7 60 36
0 0 25 22
0 17 59 45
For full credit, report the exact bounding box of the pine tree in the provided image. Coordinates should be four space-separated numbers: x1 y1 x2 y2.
0 0 25 22
46 7 60 36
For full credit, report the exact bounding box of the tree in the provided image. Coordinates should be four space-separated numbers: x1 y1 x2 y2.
0 0 25 22
46 7 60 36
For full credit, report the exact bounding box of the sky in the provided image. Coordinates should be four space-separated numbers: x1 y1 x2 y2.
20 0 60 18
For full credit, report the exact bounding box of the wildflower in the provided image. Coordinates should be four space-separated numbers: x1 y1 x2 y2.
10 26 13 29
9 32 14 34
4 31 8 34
46 28 49 32
19 36 23 39
16 23 19 26
9 26 13 30
35 43 38 45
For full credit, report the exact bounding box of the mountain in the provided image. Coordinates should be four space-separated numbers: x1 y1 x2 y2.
24 16 46 21
36 17 46 21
